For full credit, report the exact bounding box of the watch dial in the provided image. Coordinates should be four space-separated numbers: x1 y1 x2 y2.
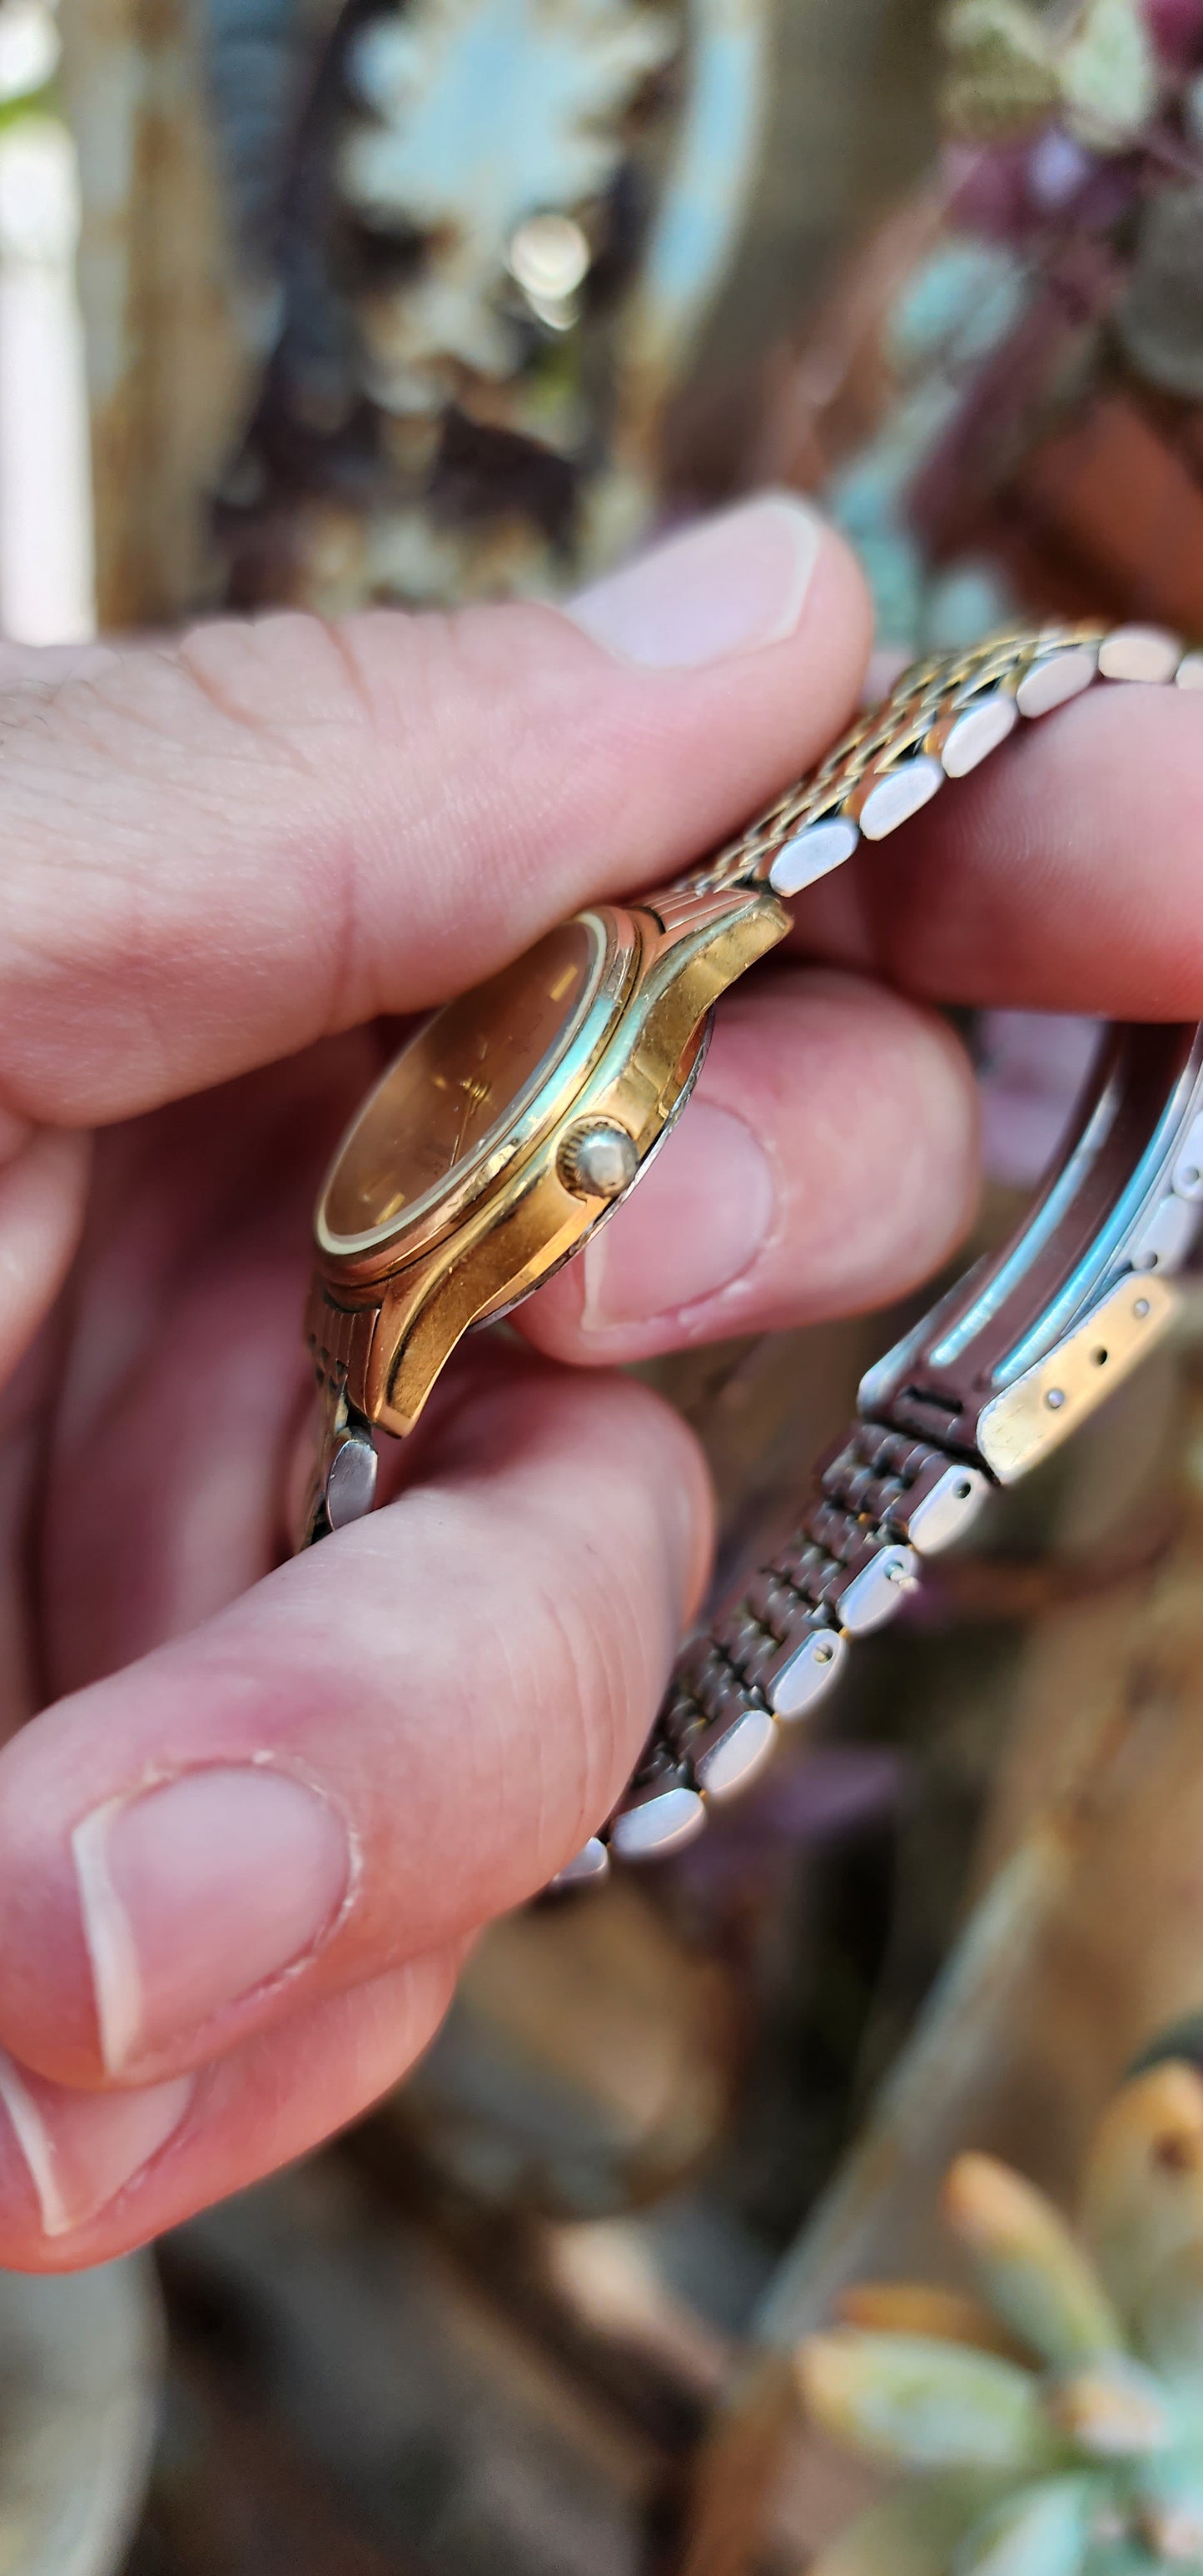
321 917 604 1251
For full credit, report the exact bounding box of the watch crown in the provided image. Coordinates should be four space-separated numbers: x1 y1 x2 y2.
559 1119 639 1201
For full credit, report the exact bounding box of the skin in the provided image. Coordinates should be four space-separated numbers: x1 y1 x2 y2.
0 511 1196 2269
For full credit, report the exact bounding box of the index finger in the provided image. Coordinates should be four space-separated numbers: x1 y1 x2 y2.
794 679 1203 1017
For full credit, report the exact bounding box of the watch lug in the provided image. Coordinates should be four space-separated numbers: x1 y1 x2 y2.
369 1179 587 1437
639 877 789 967
365 1257 476 1440
631 881 788 1068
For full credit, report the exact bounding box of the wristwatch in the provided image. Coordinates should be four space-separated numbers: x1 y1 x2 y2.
300 617 1203 1888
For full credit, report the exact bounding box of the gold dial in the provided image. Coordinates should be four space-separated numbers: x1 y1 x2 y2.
319 916 606 1256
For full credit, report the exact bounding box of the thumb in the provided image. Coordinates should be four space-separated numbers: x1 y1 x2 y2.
0 496 869 1128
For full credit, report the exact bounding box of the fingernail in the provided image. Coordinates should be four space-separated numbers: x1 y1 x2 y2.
72 1767 352 2073
580 1100 774 1330
0 2046 191 2236
566 494 824 669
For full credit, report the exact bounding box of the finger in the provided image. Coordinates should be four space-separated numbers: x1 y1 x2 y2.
42 983 973 1690
0 1125 92 1731
37 982 974 1693
519 967 978 1365
0 1350 712 2091
793 680 1203 1016
0 1125 91 1386
0 639 119 688
42 1037 376 1693
0 1947 461 2270
0 497 870 1126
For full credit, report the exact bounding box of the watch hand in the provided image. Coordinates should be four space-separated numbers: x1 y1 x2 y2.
447 1095 472 1171
447 1067 491 1171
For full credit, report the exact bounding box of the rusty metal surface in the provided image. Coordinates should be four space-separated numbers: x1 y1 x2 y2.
57 0 944 622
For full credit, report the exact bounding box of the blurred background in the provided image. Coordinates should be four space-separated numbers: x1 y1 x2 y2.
7 1 1203 2567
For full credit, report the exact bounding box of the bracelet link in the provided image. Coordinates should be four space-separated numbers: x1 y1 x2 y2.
299 1283 381 1548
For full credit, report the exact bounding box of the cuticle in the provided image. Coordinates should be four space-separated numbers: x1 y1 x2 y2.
76 1753 364 2044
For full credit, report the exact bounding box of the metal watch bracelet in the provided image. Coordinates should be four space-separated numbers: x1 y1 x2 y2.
555 618 1203 1886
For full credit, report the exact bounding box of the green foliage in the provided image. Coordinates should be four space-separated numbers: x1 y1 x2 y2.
951 2475 1097 2575
803 2065 1203 2574
944 2156 1122 2372
941 0 1159 148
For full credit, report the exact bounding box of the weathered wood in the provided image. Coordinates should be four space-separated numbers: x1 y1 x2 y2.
58 0 251 625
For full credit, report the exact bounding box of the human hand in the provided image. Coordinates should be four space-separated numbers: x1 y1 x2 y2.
0 495 1193 2267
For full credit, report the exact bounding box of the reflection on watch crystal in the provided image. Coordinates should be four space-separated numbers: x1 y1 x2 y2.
321 917 603 1247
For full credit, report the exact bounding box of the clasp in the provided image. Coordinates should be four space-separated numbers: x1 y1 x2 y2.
860 1019 1203 1478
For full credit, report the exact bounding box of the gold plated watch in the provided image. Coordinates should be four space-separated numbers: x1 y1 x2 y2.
301 619 1203 1885
303 880 787 1522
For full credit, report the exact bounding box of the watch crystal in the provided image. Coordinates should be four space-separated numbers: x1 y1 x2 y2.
321 916 604 1251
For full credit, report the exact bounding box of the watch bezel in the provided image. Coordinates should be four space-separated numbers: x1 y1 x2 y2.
314 908 639 1281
